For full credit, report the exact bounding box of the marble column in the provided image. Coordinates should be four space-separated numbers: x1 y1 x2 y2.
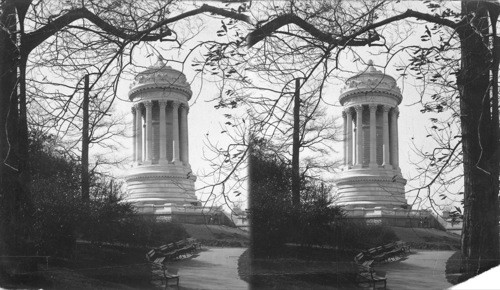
369 104 377 168
342 110 347 166
171 101 180 163
132 106 137 162
354 105 363 167
145 101 153 163
180 104 189 165
346 107 353 167
391 107 400 169
134 103 142 163
382 105 391 168
159 100 168 164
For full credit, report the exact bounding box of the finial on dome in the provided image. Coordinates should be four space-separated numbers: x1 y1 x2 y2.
154 54 165 68
367 59 377 72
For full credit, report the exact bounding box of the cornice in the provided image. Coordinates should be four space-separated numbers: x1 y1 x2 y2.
129 85 192 101
125 173 197 182
339 89 402 105
336 175 407 185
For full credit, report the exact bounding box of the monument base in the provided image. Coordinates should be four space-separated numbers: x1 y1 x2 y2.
134 203 234 225
343 207 445 230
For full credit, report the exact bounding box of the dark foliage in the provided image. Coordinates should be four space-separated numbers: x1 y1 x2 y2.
28 130 187 257
249 137 398 256
249 140 294 255
330 221 398 250
249 137 346 255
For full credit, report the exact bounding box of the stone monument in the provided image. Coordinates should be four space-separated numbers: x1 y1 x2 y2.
124 58 201 216
335 61 445 229
336 60 408 209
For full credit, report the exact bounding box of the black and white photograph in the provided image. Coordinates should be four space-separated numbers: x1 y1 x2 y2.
0 0 499 289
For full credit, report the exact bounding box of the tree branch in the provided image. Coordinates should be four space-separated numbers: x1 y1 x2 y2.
247 9 458 48
24 4 252 54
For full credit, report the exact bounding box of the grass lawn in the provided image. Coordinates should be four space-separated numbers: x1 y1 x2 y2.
182 224 249 247
391 227 461 250
0 242 153 289
238 245 359 289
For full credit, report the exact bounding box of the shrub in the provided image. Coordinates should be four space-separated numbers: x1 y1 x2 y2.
330 220 398 250
28 130 188 256
83 214 188 247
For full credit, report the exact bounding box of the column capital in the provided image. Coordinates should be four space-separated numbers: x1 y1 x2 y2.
354 104 363 112
344 107 353 115
158 99 168 107
133 103 143 110
368 104 378 111
342 110 347 118
180 103 190 113
144 100 153 108
171 101 180 108
392 107 400 117
382 105 391 112
131 106 136 114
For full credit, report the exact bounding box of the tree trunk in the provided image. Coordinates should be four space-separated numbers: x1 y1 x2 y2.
0 0 31 256
82 75 90 201
458 1 500 276
292 78 301 206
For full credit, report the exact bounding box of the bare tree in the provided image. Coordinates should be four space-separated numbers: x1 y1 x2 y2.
0 0 252 257
195 0 499 277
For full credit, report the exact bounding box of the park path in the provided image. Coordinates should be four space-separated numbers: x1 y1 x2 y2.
165 247 248 290
376 250 454 290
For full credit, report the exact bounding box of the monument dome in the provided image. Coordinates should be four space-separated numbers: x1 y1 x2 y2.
336 60 407 209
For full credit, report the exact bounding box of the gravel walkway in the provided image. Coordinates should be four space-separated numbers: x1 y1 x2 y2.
164 247 248 290
375 250 454 290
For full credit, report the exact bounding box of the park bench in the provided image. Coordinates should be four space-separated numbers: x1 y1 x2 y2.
354 252 365 264
186 238 202 250
362 241 410 263
146 249 160 261
384 247 406 262
158 243 175 253
382 242 397 251
396 241 410 253
150 257 180 288
356 260 386 290
153 238 200 262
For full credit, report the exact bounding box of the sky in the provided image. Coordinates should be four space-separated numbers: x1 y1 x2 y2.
108 1 463 213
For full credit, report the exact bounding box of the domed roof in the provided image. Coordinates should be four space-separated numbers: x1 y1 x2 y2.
128 57 192 101
339 60 402 105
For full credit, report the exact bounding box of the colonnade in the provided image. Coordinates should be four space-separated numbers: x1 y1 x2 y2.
131 100 189 165
342 104 399 169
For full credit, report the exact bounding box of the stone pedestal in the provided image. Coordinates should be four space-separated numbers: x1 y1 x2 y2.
342 207 445 229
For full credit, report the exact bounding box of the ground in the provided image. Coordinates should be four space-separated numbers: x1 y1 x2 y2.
160 247 247 289
238 246 359 289
1 224 464 289
0 223 249 289
236 226 462 289
377 250 454 289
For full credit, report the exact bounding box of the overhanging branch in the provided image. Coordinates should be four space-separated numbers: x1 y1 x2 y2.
24 4 252 54
247 9 459 48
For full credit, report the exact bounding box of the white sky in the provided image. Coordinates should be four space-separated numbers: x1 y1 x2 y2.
107 1 463 212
